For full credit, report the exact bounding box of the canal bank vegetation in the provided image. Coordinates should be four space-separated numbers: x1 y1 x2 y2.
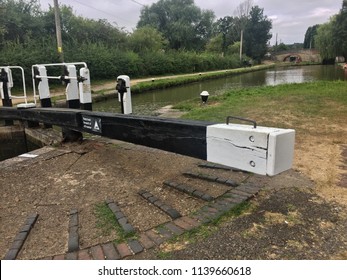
131 64 275 94
0 0 272 82
306 1 347 63
176 81 347 130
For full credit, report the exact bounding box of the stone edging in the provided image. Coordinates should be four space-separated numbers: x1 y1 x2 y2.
4 214 38 260
39 182 261 260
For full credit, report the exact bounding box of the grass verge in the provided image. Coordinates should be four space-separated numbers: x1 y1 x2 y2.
175 80 347 132
157 201 252 258
94 202 136 244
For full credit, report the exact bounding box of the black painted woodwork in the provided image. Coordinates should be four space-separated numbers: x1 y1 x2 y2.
0 107 215 160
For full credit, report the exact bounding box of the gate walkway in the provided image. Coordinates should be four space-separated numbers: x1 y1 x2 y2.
0 138 275 260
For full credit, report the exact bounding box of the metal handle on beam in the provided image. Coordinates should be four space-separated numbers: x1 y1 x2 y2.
226 116 257 128
34 75 78 80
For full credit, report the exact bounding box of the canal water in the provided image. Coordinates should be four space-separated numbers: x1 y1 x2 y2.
0 125 41 161
94 65 347 116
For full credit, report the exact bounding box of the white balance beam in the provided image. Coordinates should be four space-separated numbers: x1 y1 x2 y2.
207 123 295 176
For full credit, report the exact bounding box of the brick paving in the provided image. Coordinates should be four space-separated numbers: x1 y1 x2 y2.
63 179 260 261
90 245 105 260
138 190 182 219
78 249 92 260
5 180 262 260
163 180 214 201
338 145 347 188
145 230 166 246
138 233 155 250
105 199 135 235
164 222 185 235
127 240 144 255
4 158 266 260
68 209 79 253
183 171 239 187
4 214 38 260
116 243 132 259
102 242 120 260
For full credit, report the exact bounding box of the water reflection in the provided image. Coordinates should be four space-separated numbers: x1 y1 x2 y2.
266 68 306 85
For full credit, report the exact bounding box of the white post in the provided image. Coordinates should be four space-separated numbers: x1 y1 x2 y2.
65 65 80 109
79 67 92 111
36 66 52 108
240 30 244 62
0 67 12 100
116 75 132 115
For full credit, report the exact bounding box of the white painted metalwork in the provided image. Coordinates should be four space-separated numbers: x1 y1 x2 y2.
117 75 132 115
0 66 29 104
31 62 89 105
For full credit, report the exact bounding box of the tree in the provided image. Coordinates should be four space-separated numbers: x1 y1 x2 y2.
243 6 272 62
332 0 347 57
205 34 223 53
128 26 168 53
233 0 253 37
42 5 127 48
195 8 215 49
315 21 336 60
210 1 254 56
214 16 234 55
303 24 320 49
315 1 347 60
137 0 215 50
276 43 288 51
234 0 254 18
0 1 5 44
228 41 241 55
0 0 44 44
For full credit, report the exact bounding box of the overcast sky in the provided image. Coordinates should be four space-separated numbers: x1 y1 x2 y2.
38 0 342 45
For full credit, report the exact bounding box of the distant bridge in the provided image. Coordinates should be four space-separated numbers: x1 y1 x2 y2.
271 49 321 63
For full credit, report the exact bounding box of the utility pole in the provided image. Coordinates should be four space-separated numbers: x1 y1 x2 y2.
240 29 243 62
53 0 64 63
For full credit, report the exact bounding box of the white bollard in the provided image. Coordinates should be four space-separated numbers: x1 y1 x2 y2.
116 75 132 115
36 65 51 108
200 91 209 104
79 67 92 111
65 65 80 109
0 67 13 101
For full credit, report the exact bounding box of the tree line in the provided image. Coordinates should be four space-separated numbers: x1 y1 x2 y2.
0 0 272 80
304 0 347 62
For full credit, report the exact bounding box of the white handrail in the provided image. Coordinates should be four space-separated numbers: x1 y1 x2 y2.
32 62 87 68
31 62 89 105
0 66 28 104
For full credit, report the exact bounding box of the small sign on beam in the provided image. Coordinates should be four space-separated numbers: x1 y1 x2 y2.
82 115 102 133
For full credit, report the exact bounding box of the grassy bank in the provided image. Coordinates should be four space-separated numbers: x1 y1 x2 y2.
130 64 275 94
175 80 347 130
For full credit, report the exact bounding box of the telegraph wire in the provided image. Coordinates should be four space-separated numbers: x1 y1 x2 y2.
70 0 135 25
108 0 146 7
129 0 145 7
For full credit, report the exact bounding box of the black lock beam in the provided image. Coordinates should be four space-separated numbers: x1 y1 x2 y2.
0 107 214 160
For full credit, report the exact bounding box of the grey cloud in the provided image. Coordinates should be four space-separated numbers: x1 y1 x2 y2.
39 0 342 43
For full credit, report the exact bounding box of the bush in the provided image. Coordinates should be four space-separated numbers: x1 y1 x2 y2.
0 39 245 83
